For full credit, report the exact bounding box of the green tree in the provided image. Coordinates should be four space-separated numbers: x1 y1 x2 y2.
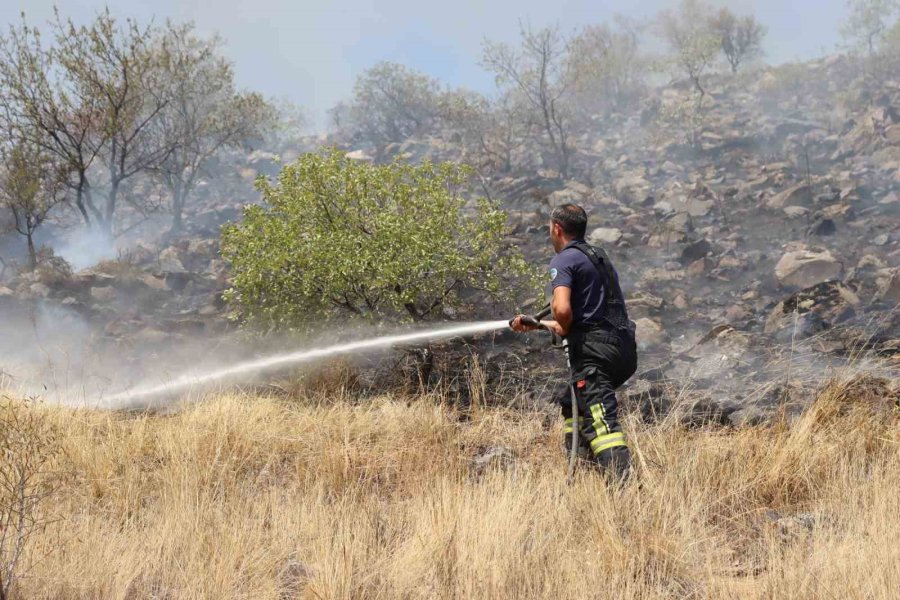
336 62 442 146
709 8 767 73
221 150 535 329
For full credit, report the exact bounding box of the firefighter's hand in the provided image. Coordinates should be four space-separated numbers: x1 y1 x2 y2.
543 320 566 337
510 315 539 332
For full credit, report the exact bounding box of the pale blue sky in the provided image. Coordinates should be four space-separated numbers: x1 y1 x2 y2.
2 1 848 126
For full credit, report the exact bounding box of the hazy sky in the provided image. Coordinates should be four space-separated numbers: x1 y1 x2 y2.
2 1 848 126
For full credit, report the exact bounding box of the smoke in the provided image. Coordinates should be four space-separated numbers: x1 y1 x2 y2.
52 226 118 271
0 302 102 400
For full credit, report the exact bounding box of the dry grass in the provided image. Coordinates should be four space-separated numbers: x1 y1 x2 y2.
2 373 898 599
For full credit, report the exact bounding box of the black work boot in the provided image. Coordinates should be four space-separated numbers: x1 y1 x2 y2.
595 446 632 484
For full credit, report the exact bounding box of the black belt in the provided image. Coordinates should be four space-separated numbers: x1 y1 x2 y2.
568 322 622 345
572 321 617 333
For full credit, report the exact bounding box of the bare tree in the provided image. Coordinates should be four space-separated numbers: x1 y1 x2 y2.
0 15 104 229
709 8 768 73
0 10 183 237
482 24 575 178
152 23 275 232
266 97 307 153
53 9 176 235
0 135 69 269
658 0 721 106
567 16 649 117
841 0 900 96
842 0 900 55
440 89 526 173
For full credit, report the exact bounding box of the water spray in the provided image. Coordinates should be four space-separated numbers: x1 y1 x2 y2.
99 320 510 408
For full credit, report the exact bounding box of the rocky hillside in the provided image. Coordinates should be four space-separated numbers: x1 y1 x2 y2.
2 55 899 420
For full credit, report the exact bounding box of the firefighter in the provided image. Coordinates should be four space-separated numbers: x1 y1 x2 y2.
511 203 637 480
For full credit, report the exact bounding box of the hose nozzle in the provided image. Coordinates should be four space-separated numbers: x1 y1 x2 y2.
508 304 552 328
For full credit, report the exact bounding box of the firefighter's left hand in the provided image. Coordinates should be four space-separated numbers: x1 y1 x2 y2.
510 315 538 332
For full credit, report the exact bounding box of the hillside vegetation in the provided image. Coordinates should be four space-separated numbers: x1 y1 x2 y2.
1 370 897 599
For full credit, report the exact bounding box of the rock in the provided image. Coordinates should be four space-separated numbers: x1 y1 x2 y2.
806 217 836 236
198 303 219 316
90 287 118 303
139 273 170 292
547 188 582 207
783 206 809 218
186 239 218 258
627 291 665 318
679 396 732 427
875 269 900 304
680 239 712 264
766 184 812 209
653 201 675 217
666 212 693 235
589 227 623 245
615 173 652 202
345 149 374 162
278 558 312 598
471 446 517 476
885 123 900 145
764 281 860 338
775 249 842 288
132 328 171 345
879 192 900 205
728 405 771 427
157 247 187 274
687 257 715 277
690 324 752 354
634 318 670 351
74 270 117 288
29 282 50 298
724 305 748 322
764 510 817 542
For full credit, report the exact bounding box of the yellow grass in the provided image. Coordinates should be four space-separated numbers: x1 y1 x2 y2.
3 375 899 599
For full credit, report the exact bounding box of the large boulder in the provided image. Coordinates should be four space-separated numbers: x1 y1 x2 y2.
634 318 670 352
157 247 187 274
766 184 812 209
764 281 860 339
589 227 623 246
875 268 900 304
680 239 712 264
775 249 842 288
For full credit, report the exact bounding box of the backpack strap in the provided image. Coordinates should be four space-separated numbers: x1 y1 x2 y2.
568 240 633 335
569 241 615 293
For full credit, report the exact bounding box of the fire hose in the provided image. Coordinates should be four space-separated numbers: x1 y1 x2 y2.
510 305 581 484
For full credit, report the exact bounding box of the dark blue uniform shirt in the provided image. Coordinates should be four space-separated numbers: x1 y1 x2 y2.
549 239 605 327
